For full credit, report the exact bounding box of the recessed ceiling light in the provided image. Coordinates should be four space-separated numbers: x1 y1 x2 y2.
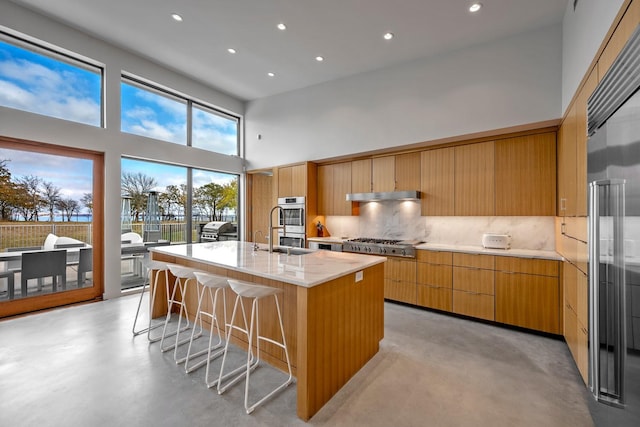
171 13 183 22
277 23 287 30
383 32 394 40
227 48 237 54
315 56 324 62
267 72 275 77
469 3 482 12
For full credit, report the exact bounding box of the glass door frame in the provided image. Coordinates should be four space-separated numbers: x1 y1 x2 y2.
0 136 104 318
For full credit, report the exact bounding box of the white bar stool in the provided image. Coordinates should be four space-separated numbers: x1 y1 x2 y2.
217 279 294 414
131 259 169 342
184 271 229 388
160 263 202 363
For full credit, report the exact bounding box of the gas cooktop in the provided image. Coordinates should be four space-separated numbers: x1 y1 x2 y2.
342 237 423 258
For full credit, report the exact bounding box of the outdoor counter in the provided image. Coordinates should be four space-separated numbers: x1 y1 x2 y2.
150 242 386 421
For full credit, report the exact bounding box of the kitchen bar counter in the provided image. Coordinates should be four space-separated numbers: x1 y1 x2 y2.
415 243 562 260
149 241 385 421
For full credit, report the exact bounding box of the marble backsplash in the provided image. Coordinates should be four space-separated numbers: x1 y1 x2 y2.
323 200 555 251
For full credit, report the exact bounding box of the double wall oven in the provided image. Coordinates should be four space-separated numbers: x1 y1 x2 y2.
277 196 305 248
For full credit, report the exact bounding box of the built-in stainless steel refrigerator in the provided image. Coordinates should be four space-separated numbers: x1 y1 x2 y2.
587 24 640 427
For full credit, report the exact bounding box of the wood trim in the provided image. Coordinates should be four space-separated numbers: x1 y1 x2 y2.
0 136 104 318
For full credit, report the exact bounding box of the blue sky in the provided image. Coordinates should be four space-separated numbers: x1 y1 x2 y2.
0 38 238 210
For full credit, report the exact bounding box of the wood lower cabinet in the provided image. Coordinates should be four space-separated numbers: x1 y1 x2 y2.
563 260 588 384
384 257 416 305
495 257 561 334
416 250 452 311
452 253 495 321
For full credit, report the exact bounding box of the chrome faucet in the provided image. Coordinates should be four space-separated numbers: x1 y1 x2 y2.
269 205 286 253
253 230 264 251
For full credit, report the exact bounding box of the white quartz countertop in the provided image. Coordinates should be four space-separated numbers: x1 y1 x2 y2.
414 243 563 260
150 241 385 288
307 237 347 244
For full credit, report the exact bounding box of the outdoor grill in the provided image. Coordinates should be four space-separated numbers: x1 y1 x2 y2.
199 221 237 242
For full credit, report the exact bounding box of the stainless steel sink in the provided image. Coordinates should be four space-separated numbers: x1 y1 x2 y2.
260 247 314 255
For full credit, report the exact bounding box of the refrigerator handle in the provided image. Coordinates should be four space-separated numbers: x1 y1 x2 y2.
588 179 627 406
588 181 600 398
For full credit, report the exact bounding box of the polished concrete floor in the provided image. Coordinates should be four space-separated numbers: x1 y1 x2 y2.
0 295 595 426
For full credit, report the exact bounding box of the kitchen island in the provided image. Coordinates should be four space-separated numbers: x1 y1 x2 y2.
150 241 386 420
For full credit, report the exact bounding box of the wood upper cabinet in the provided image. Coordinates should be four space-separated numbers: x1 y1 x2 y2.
395 152 421 191
351 159 372 193
576 69 598 217
277 164 307 197
372 156 395 192
455 142 495 216
558 103 577 216
495 132 556 216
317 162 352 216
421 147 454 216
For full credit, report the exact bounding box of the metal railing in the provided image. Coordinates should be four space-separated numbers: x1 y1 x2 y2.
0 222 194 251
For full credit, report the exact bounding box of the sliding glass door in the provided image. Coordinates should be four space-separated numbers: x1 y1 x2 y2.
0 137 103 318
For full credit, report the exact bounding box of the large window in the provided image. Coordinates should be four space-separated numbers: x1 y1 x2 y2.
120 76 239 155
0 34 102 126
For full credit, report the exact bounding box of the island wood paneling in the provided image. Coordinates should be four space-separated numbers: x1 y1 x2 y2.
150 252 384 421
420 147 455 216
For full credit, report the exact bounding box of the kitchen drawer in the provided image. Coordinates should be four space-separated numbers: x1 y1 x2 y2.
452 253 494 270
495 256 559 277
563 261 578 313
576 268 588 327
416 250 452 265
384 258 416 282
452 290 494 321
417 263 452 288
417 285 452 312
453 266 494 295
384 279 416 305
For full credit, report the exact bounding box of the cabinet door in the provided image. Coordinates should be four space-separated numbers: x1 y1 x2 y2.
351 159 372 193
558 104 577 216
395 152 421 191
317 165 332 215
453 290 494 321
372 156 395 192
576 69 598 217
421 148 454 216
453 267 494 295
290 164 307 197
495 272 560 334
495 133 556 216
333 162 352 215
278 166 292 197
384 258 416 304
455 142 495 215
495 256 559 277
417 263 452 288
417 285 452 312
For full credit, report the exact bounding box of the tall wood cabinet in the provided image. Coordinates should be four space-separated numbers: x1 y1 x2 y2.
420 147 455 216
454 142 495 216
495 132 556 216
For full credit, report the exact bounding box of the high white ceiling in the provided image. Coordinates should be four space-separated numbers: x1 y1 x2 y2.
10 0 568 101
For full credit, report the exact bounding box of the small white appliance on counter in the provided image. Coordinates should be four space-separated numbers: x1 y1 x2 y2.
481 233 511 249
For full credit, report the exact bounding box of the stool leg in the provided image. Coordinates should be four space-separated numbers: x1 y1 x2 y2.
184 283 209 372
244 293 294 414
146 268 169 342
204 287 227 387
173 277 202 363
217 294 254 394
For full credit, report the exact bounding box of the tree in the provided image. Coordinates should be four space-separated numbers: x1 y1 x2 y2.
42 181 61 222
121 172 157 222
15 175 43 221
81 193 93 216
194 183 224 221
159 184 186 220
56 197 79 222
0 159 19 220
220 179 238 218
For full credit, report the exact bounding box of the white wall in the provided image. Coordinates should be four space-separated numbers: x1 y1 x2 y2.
562 0 625 112
0 2 245 299
245 24 562 170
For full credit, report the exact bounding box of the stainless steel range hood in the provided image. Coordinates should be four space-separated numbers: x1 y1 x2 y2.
346 190 421 202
